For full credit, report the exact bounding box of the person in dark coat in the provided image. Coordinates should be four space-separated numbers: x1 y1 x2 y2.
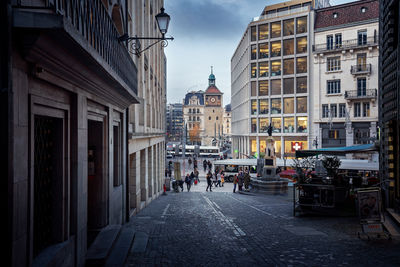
244 168 251 191
206 171 213 192
203 159 207 172
185 174 192 192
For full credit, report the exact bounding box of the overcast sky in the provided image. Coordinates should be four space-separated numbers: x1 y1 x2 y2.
164 0 355 105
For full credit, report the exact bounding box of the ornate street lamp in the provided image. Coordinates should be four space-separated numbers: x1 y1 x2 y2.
118 7 174 56
313 136 318 149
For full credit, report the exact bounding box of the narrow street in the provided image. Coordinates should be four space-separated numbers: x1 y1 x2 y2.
126 167 400 266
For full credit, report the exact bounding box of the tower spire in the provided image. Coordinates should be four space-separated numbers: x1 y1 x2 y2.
208 66 216 86
211 66 213 74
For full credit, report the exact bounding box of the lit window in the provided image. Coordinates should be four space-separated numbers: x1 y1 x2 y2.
259 43 269 59
251 26 257 41
284 117 294 133
296 37 307 54
271 21 281 38
284 98 294 114
283 19 294 36
259 99 269 114
259 62 269 77
251 63 257 78
283 58 294 75
251 45 257 60
271 41 281 57
258 24 268 40
296 17 307 34
283 39 294 55
259 81 269 96
251 100 257 115
259 118 269 133
296 57 307 74
296 97 307 113
297 117 307 133
296 77 307 93
271 60 281 76
271 99 281 114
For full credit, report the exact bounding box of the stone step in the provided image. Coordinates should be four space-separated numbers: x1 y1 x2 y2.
383 211 400 239
386 208 400 226
130 231 148 253
105 227 136 267
86 225 121 266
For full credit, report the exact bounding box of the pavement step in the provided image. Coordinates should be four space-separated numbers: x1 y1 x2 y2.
105 227 136 267
130 231 148 253
386 208 400 226
383 213 400 238
86 225 121 266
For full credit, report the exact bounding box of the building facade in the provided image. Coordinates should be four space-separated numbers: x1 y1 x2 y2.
166 103 183 142
127 0 167 218
379 0 400 213
6 0 139 266
312 0 379 161
183 91 205 145
231 0 318 159
223 104 232 142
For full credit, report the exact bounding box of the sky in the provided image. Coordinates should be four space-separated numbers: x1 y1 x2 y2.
164 0 355 106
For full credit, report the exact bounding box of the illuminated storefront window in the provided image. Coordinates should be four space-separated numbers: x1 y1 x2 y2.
259 80 268 96
271 98 281 114
271 60 281 76
296 37 307 54
297 116 307 133
271 117 282 132
284 117 295 133
259 99 268 114
259 62 269 77
283 19 294 36
284 140 308 155
284 97 294 114
259 43 269 59
259 118 269 133
283 58 294 75
271 21 281 38
258 24 268 40
283 39 294 55
251 139 257 155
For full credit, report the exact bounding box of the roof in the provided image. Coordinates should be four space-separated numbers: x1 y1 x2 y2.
295 143 378 158
205 85 222 94
225 104 231 112
315 0 378 30
183 91 204 105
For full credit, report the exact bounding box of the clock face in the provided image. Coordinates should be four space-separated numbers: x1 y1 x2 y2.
210 97 216 103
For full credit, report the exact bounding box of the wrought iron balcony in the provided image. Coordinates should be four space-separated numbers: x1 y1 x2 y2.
313 37 378 53
344 89 377 100
351 64 371 75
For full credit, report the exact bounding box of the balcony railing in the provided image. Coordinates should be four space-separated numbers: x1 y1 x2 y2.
351 64 371 75
313 37 378 53
15 0 138 96
344 89 377 100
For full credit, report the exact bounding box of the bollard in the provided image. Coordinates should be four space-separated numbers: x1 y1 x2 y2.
162 184 167 195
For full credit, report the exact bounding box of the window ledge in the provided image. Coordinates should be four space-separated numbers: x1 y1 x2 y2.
325 70 342 74
326 93 343 97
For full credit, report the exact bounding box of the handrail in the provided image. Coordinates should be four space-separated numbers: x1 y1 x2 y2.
314 37 378 53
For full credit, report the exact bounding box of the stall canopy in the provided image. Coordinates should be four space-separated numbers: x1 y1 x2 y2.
295 143 378 158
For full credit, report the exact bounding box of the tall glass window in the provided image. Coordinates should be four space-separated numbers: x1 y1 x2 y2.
271 41 281 57
296 77 307 93
327 57 341 71
251 100 257 115
296 37 307 54
251 118 257 133
271 60 281 76
259 80 268 96
297 117 307 132
259 43 269 59
258 24 268 40
363 102 370 117
259 62 269 77
327 35 333 50
283 59 294 75
354 103 361 117
283 78 294 94
271 118 282 132
251 45 257 60
271 79 281 95
284 97 294 114
283 19 294 36
251 26 257 41
259 99 268 114
357 78 366 96
296 16 307 34
271 98 281 114
271 21 281 38
259 118 269 133
358 30 367 45
284 117 295 133
327 80 341 94
296 57 307 74
296 97 307 113
251 81 257 96
283 39 294 55
251 63 257 78
339 103 346 117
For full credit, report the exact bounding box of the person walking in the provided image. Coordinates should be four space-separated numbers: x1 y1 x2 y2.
221 172 225 187
244 168 251 192
206 171 213 192
185 174 192 192
217 171 222 187
188 157 192 168
203 159 207 172
193 158 198 170
233 174 238 193
194 168 199 184
208 160 212 171
213 172 218 187
238 170 244 191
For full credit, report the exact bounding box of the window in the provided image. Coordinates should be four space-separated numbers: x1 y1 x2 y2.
271 99 281 114
358 30 367 45
284 117 295 133
271 41 281 57
259 99 268 114
283 59 294 75
258 24 268 40
251 26 257 41
354 103 361 117
327 57 341 71
296 57 307 73
322 104 329 118
335 34 342 48
259 62 269 77
329 130 339 139
271 79 281 95
271 117 282 132
357 78 366 96
251 118 257 133
259 80 268 96
283 78 294 94
296 37 307 54
327 80 341 94
333 12 338 19
209 116 211 120
251 100 257 115
297 117 307 133
339 104 346 118
327 35 333 50
251 63 257 78
284 97 294 114
296 97 307 113
259 43 269 59
271 60 281 76
283 19 294 36
188 108 192 114
357 53 367 69
354 128 370 144
361 7 367 13
271 21 281 38
251 81 257 96
216 116 219 120
251 45 257 60
330 104 337 117
283 39 294 55
296 77 307 93
259 118 269 133
296 17 307 34
363 102 370 117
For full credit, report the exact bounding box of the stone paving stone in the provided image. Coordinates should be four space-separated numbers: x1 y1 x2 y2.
125 189 400 266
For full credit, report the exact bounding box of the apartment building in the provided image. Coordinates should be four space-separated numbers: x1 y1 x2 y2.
166 103 184 142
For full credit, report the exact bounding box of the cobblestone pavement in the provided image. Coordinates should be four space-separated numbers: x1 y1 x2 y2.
128 159 400 266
